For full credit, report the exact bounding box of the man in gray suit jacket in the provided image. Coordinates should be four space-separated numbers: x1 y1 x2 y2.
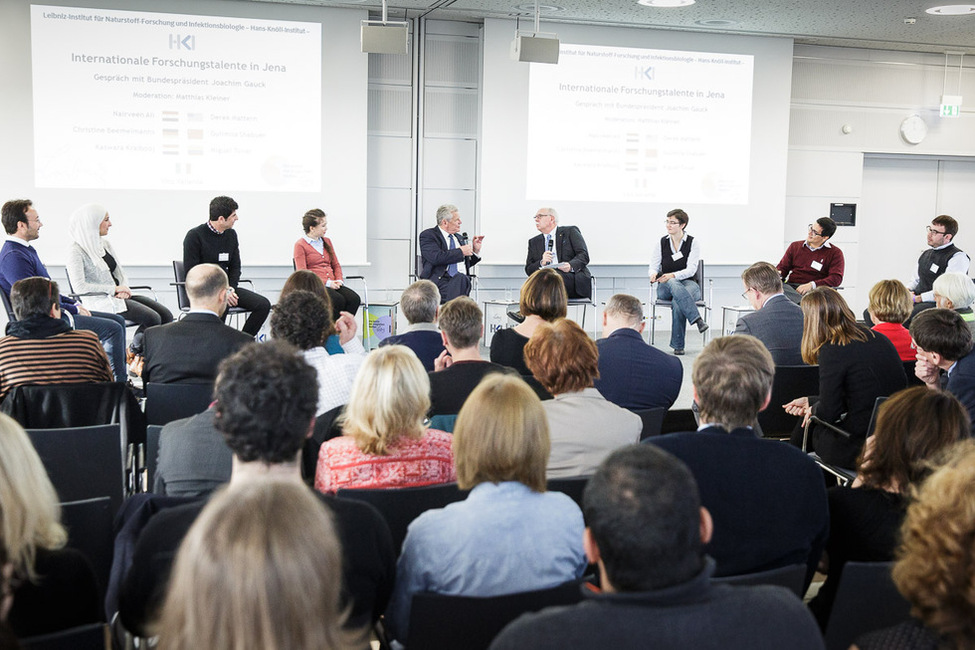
734 262 805 365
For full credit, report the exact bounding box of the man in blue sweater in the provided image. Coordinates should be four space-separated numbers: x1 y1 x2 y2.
0 199 127 381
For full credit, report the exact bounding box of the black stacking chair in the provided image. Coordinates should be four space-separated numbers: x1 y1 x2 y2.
712 562 807 599
61 496 114 603
823 561 911 650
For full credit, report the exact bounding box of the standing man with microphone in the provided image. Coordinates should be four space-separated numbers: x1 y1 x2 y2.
418 204 484 302
524 207 592 300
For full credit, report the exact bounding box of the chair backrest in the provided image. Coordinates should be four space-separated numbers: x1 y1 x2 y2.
145 425 163 493
634 406 667 440
711 562 807 599
903 360 924 387
0 287 16 322
694 259 705 287
144 382 214 426
302 405 346 482
428 413 457 433
21 622 106 650
408 579 586 650
660 408 698 435
172 260 190 312
61 497 114 604
336 482 466 555
866 396 888 438
757 365 821 438
545 476 589 510
27 424 125 518
823 561 911 650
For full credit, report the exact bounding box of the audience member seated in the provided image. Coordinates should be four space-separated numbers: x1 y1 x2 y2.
279 270 344 354
777 217 844 304
491 268 567 375
0 277 113 401
490 444 824 650
153 407 231 497
652 335 828 583
314 346 455 493
735 261 805 365
428 296 517 416
142 264 253 384
293 207 361 319
386 374 587 644
866 279 915 362
910 308 975 423
525 319 641 478
270 290 364 416
119 342 395 636
809 386 969 629
855 440 975 650
156 480 360 649
0 413 101 638
378 279 446 371
784 288 906 469
594 293 681 410
932 271 975 335
66 203 173 358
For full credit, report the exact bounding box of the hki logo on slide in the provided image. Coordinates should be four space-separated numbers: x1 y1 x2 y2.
635 66 654 82
169 34 196 50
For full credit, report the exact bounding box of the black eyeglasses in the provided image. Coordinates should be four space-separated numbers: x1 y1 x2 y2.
807 224 824 237
926 226 947 235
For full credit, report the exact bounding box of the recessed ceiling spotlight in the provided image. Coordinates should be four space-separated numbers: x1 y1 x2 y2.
638 0 696 7
695 18 738 27
513 3 564 12
925 4 975 14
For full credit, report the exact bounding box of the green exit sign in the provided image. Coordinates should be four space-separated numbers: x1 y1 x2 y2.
941 104 960 117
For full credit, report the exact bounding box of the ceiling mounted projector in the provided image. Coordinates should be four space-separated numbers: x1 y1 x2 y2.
511 32 560 64
361 20 409 55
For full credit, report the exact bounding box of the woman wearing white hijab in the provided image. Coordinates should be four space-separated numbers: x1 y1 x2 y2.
66 203 173 355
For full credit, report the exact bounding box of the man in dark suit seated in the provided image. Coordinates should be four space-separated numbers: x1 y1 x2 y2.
649 335 828 587
525 207 592 300
735 261 805 366
594 293 682 410
418 204 483 302
119 342 396 637
910 307 975 423
428 296 517 416
141 264 253 384
490 444 824 650
378 280 446 372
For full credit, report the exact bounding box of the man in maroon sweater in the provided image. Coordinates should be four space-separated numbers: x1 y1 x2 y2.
776 217 844 304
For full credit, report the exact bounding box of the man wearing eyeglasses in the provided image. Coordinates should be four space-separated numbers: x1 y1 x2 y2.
907 215 969 319
776 217 844 304
525 208 591 300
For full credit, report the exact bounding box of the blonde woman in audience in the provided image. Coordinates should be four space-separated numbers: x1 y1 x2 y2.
525 318 642 478
854 439 975 649
157 480 357 650
933 271 975 334
385 374 587 644
0 414 100 638
314 345 455 492
490 268 567 375
866 279 915 361
808 387 969 629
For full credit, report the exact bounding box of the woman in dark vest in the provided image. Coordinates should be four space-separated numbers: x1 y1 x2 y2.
648 208 707 355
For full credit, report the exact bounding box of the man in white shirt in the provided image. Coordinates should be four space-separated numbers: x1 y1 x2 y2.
418 204 484 302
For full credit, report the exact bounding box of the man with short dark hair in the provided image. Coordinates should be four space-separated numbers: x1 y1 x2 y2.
651 335 828 584
418 204 483 302
379 280 446 371
141 264 254 384
0 277 113 400
910 307 975 422
907 215 969 317
428 296 516 416
119 342 395 636
490 444 824 650
182 195 270 336
735 261 805 365
594 293 681 410
0 199 127 380
777 217 844 303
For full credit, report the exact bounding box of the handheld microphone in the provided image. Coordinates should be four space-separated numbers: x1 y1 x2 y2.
546 237 554 253
458 232 469 245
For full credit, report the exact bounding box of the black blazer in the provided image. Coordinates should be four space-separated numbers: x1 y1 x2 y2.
525 226 592 298
418 226 480 282
142 313 253 384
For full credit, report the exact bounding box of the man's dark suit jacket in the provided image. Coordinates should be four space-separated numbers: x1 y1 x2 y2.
734 294 805 366
378 328 446 372
428 360 518 416
594 328 682 410
947 347 975 425
650 426 828 589
418 226 480 301
525 226 592 299
141 313 253 384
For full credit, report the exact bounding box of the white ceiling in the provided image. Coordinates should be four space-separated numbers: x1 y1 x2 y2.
249 0 975 54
